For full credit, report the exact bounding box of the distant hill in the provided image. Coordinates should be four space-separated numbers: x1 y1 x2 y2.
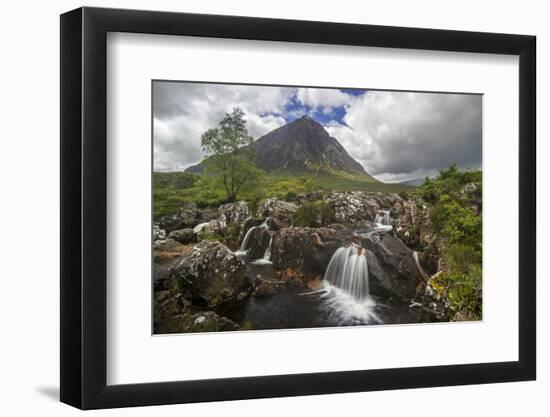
186 115 378 183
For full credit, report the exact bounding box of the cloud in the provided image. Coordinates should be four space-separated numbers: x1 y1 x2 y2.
153 82 293 170
296 88 351 110
153 82 482 181
325 91 482 179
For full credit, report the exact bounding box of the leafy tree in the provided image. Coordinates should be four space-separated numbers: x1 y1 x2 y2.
200 108 262 202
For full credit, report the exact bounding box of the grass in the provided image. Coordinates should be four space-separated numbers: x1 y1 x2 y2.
153 169 415 217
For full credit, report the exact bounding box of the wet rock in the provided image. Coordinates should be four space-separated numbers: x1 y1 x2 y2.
271 226 355 278
218 201 250 226
359 232 424 302
171 241 250 307
168 228 195 244
256 198 298 229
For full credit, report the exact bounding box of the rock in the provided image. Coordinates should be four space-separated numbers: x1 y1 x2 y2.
153 223 166 241
256 198 298 229
154 262 172 291
271 225 355 279
218 201 250 226
168 228 195 244
195 219 227 238
245 226 273 259
188 311 239 332
326 192 403 224
153 288 239 333
157 201 200 232
153 238 193 264
359 232 425 301
171 241 250 306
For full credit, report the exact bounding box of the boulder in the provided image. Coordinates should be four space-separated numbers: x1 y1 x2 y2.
157 201 200 232
154 288 239 333
359 232 425 301
271 225 355 278
218 201 250 226
171 241 250 306
168 228 195 244
256 198 298 229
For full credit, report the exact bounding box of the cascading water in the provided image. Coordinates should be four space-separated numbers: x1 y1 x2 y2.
323 245 369 300
239 217 270 253
374 209 393 232
374 210 391 225
263 237 273 260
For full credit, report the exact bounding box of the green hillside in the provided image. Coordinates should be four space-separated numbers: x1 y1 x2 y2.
153 170 414 217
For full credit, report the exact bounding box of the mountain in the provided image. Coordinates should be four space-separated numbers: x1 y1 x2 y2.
186 116 378 182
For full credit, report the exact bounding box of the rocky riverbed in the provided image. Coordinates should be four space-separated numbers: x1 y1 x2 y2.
153 191 455 334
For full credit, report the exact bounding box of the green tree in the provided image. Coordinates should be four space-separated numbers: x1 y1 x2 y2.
200 108 262 202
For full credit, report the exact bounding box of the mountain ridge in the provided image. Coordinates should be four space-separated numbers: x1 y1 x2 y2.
186 116 378 182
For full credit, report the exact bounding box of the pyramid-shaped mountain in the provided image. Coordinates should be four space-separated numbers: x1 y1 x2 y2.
187 115 376 180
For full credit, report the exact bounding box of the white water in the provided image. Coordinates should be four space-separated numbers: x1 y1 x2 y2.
193 222 209 233
413 251 428 280
239 217 270 253
324 245 369 301
374 210 393 232
319 283 382 324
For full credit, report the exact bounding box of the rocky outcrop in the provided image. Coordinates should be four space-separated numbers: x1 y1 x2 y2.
271 225 355 278
218 201 250 226
269 223 425 302
359 232 425 302
256 198 298 229
171 241 250 306
154 289 239 334
168 228 195 244
157 201 200 232
326 192 404 224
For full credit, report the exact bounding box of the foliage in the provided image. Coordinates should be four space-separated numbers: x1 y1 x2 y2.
293 201 336 227
417 164 482 320
153 172 199 217
201 108 263 202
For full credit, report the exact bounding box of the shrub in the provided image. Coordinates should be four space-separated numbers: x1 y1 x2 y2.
293 201 335 227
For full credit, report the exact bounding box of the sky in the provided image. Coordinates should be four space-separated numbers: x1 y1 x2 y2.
153 81 482 182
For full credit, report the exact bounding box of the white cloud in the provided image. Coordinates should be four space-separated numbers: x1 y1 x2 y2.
326 91 482 178
153 82 293 170
296 88 351 110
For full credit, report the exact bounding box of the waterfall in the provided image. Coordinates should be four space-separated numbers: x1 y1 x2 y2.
413 251 428 280
323 245 369 300
374 210 393 232
263 237 273 260
374 210 391 225
239 217 271 253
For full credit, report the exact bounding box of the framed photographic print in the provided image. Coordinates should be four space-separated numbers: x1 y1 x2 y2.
60 6 536 409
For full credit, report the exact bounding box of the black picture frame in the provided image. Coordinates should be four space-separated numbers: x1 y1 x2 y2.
60 6 536 410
